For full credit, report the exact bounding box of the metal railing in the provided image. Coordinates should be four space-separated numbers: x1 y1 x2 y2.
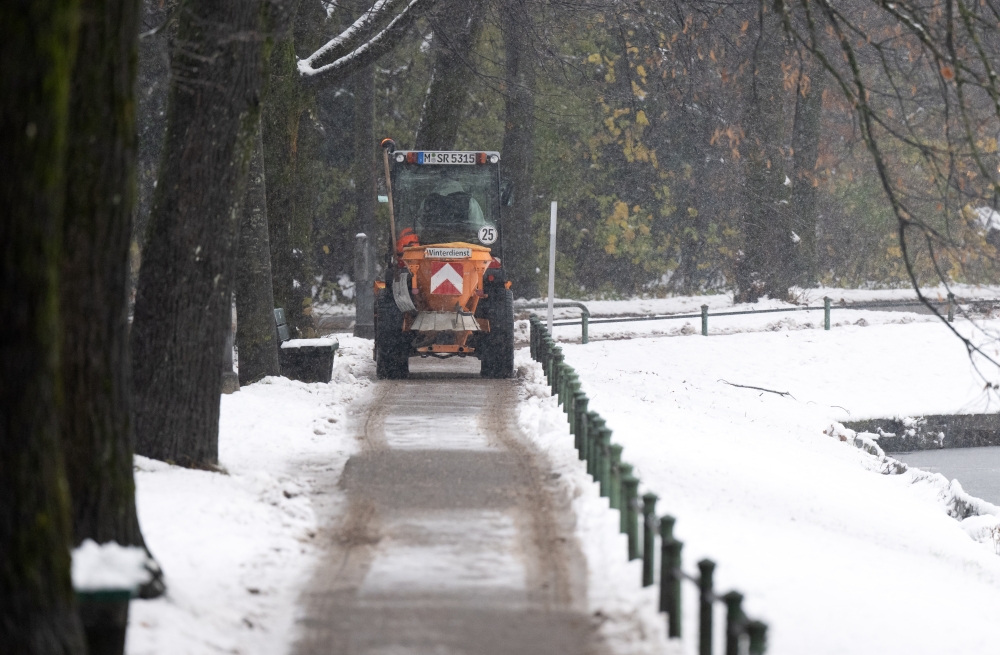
514 300 592 343
540 293 994 342
529 315 768 654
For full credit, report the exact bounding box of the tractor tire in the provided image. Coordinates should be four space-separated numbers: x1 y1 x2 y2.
375 290 410 379
480 288 514 379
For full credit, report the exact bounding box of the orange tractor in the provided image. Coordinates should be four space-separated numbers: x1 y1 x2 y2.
373 139 515 379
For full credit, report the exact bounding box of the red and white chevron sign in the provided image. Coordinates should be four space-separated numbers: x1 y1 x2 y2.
430 262 463 295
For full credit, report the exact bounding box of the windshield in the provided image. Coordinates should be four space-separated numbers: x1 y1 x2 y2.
392 164 499 247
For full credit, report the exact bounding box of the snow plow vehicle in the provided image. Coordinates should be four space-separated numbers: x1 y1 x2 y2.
373 139 514 380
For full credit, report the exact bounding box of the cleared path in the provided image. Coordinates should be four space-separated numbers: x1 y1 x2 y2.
293 357 604 655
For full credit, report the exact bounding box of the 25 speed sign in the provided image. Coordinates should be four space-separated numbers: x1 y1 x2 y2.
478 225 498 244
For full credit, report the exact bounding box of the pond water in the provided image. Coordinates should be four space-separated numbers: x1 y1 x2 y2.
892 446 1000 506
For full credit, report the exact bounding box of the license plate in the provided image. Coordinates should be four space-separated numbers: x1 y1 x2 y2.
425 247 471 258
421 151 476 165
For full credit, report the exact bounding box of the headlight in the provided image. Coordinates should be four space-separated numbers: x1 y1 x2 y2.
489 154 499 164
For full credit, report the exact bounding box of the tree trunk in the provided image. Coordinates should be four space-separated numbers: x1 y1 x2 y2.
673 105 714 294
0 0 87 651
131 0 270 468
354 64 377 241
61 0 146 556
236 120 281 386
735 7 792 303
263 4 313 338
500 0 538 298
414 0 484 151
790 61 825 287
133 0 176 286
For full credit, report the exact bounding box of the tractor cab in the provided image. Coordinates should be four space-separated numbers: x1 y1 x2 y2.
373 142 514 380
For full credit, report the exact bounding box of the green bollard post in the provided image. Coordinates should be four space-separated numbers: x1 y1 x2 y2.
562 369 575 408
824 296 831 331
558 363 571 405
575 395 588 457
747 621 767 655
557 364 567 404
587 414 604 477
624 476 640 560
568 381 580 433
698 559 716 655
598 428 612 497
569 387 587 438
564 372 578 411
543 337 554 380
701 304 709 336
593 424 605 489
642 493 658 586
582 314 589 344
948 292 955 322
659 517 679 621
723 591 745 655
609 445 623 510
551 349 563 393
618 463 633 533
530 316 538 359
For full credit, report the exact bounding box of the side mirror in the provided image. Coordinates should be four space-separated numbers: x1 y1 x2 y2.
500 180 514 207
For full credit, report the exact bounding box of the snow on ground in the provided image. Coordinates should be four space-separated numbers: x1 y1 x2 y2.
126 336 376 655
540 316 1000 655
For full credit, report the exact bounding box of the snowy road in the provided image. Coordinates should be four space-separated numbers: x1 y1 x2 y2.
291 357 604 655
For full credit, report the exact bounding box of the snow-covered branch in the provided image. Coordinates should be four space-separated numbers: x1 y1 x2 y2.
297 0 430 80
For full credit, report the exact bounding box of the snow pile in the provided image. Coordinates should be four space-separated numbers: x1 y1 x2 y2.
823 422 887 460
514 352 676 655
280 337 339 349
550 320 1000 655
126 336 375 655
825 421 1000 552
73 540 152 593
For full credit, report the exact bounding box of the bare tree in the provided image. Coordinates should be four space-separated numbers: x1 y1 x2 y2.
780 0 1000 376
789 56 826 286
736 3 795 302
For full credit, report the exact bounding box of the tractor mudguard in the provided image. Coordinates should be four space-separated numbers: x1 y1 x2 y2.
393 271 417 314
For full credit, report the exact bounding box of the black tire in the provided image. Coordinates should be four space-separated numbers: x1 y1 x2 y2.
480 288 514 378
375 290 410 379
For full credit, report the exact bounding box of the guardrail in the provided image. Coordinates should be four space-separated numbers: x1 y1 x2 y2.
535 293 997 343
529 315 768 654
514 300 592 343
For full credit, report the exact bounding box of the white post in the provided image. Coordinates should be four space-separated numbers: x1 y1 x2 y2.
548 201 557 333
